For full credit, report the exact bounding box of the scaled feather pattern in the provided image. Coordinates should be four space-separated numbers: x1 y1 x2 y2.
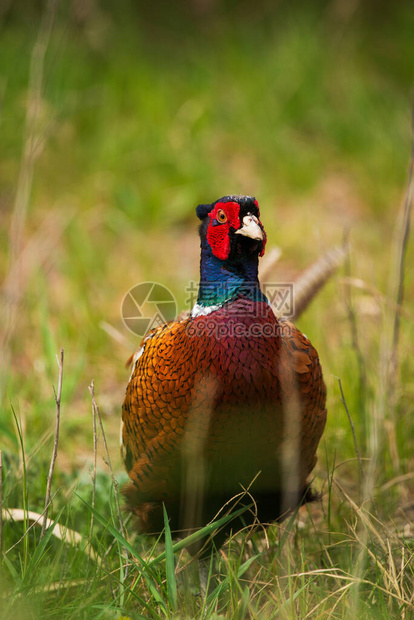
121 195 327 553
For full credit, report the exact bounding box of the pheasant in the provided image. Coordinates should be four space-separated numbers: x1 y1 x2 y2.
121 195 327 554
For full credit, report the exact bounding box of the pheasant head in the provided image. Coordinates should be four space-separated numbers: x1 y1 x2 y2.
197 195 267 261
193 195 268 314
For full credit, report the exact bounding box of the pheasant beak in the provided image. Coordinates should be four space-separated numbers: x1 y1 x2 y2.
235 214 264 241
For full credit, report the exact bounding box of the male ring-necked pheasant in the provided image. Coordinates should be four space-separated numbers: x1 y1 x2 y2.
121 195 327 553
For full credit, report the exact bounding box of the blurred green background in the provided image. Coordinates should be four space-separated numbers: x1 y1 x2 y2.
1 2 414 617
1 0 413 488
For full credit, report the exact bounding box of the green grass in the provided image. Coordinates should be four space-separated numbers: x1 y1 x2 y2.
1 1 414 617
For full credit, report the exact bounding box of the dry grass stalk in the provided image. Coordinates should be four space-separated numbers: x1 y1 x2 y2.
41 347 63 538
343 233 368 448
88 380 129 571
337 378 364 492
1 0 57 401
89 394 98 543
334 480 387 554
389 105 414 379
367 108 414 493
380 105 414 474
4 208 74 304
8 0 57 265
348 111 414 612
0 450 2 555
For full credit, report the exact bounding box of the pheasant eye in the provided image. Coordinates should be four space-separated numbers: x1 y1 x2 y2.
216 209 227 224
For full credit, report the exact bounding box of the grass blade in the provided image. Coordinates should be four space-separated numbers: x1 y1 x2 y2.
206 553 260 608
162 504 177 612
151 503 253 565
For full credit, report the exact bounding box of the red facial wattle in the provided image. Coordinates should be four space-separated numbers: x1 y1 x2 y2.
207 201 240 260
259 226 267 257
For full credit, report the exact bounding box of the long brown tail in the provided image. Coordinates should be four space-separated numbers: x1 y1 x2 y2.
292 246 345 320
